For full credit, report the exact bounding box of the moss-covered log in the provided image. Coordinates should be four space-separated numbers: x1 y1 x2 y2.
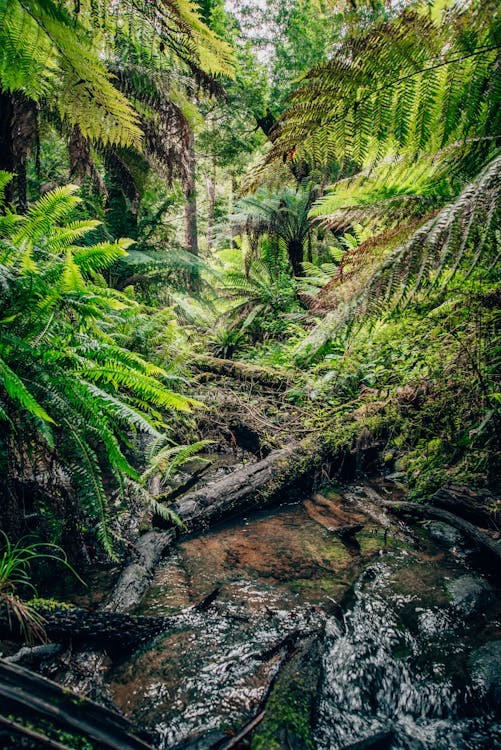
429 485 499 528
191 355 292 390
380 500 501 565
169 438 334 533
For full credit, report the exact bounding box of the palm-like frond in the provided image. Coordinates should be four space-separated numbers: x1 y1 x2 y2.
0 185 196 556
0 0 143 147
262 0 500 174
297 154 500 359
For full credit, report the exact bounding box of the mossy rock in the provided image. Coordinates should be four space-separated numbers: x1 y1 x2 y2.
250 635 322 750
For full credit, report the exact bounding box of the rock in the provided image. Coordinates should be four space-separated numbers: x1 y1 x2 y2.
469 640 501 706
170 730 229 750
250 635 323 750
335 524 364 540
341 729 395 750
427 522 462 547
447 575 494 615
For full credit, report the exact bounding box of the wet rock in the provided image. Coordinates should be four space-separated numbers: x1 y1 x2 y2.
250 635 323 750
426 522 462 547
447 575 494 615
170 730 229 750
340 728 395 750
469 640 501 706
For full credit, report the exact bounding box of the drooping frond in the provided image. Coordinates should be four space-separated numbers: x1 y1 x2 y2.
309 149 456 228
0 183 197 555
299 154 500 357
0 0 143 147
262 0 500 172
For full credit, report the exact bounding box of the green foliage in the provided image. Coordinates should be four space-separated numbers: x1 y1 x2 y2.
267 0 500 170
0 0 142 147
300 279 500 495
217 257 300 340
0 182 195 556
0 530 83 642
230 184 317 275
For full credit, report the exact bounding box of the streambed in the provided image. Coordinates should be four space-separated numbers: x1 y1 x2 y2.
106 485 501 749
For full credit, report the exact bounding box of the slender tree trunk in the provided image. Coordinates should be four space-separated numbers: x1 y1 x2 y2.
206 150 216 251
184 130 198 254
183 129 199 288
307 233 313 262
230 175 239 248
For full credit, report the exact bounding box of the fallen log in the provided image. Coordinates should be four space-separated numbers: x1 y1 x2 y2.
154 463 212 506
61 529 176 699
62 437 337 698
170 438 333 533
429 485 499 528
0 714 73 750
380 500 501 565
0 658 154 750
104 529 176 613
191 355 292 391
4 644 61 667
0 605 170 647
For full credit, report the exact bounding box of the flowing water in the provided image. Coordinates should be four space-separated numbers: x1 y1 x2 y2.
107 484 501 749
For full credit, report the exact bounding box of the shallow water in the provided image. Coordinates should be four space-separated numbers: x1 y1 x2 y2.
316 555 501 750
107 485 501 749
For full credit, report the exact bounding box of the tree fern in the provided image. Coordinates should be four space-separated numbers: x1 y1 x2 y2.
297 153 500 361
261 0 500 177
0 0 143 147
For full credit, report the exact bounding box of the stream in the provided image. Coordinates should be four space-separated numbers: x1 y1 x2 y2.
106 483 501 749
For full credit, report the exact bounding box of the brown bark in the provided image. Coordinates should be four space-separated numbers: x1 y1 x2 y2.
0 91 37 211
0 659 154 750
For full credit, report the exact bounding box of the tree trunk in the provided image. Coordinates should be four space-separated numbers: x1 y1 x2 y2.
380 499 501 566
0 606 170 647
190 355 292 390
287 238 304 277
184 129 199 288
206 151 216 251
0 659 154 750
429 485 498 528
0 92 38 212
169 437 334 533
104 530 176 613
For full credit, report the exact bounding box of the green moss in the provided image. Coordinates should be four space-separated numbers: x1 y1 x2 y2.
251 671 315 750
27 597 74 611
